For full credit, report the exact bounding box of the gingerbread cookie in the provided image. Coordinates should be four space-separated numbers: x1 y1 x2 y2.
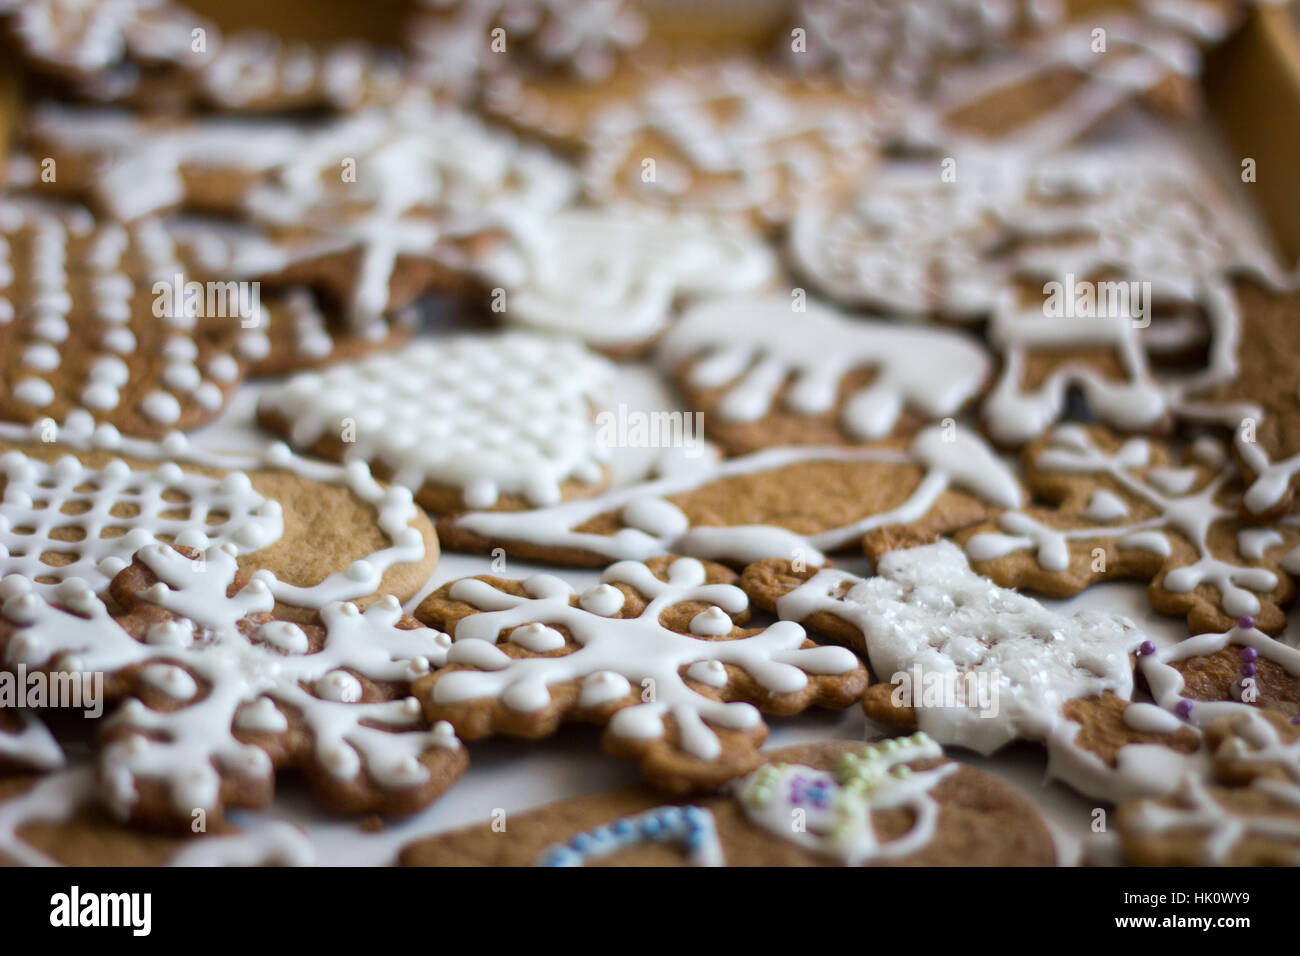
0 411 438 607
0 197 267 437
256 332 614 514
412 555 867 792
657 295 991 453
474 205 776 356
959 426 1300 634
0 768 315 865
400 736 1056 866
486 59 881 230
790 148 1279 447
439 423 1022 567
0 543 466 829
0 709 63 774
1117 773 1300 866
1 0 409 112
411 0 647 91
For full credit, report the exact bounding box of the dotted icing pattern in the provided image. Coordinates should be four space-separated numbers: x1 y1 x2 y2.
258 332 614 511
536 805 722 867
0 198 266 436
0 544 462 825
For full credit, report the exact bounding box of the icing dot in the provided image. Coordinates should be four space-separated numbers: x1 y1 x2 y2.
579 583 624 616
688 606 732 636
141 391 182 424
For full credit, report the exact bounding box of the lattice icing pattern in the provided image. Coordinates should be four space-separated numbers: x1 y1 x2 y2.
416 556 865 784
0 450 283 595
258 332 614 511
0 544 463 825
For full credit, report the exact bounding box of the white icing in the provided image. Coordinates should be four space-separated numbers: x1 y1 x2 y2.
479 206 776 349
775 540 1140 754
258 332 613 510
0 450 283 596
453 423 1022 565
966 426 1287 621
658 295 989 440
432 557 860 761
0 545 460 820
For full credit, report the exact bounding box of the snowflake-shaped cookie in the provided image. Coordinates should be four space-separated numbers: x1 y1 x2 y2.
257 331 614 513
960 426 1300 634
413 555 866 791
0 543 465 828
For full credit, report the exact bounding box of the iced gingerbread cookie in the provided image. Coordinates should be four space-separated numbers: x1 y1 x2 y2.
473 204 776 356
743 533 1207 802
657 295 991 454
957 426 1300 635
0 198 266 437
0 544 466 829
0 412 439 606
0 709 63 775
485 59 882 230
257 332 614 515
411 0 647 94
438 423 1022 568
0 0 408 112
27 102 577 327
400 737 1056 866
1116 622 1300 864
789 148 1278 447
0 768 317 865
412 555 867 793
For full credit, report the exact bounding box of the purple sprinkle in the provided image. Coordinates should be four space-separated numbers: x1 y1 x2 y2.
1237 616 1256 631
1138 640 1156 656
1240 662 1257 678
1240 647 1258 663
1175 700 1194 719
1291 716 1300 726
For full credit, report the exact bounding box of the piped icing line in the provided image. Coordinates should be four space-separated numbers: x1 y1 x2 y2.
0 411 425 608
257 332 614 510
733 734 957 865
0 710 64 771
773 540 1141 755
536 805 723 867
430 557 862 763
964 425 1288 621
451 423 1022 566
657 295 991 441
0 767 316 867
1124 773 1300 866
475 206 777 350
1 544 460 822
1136 620 1300 729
